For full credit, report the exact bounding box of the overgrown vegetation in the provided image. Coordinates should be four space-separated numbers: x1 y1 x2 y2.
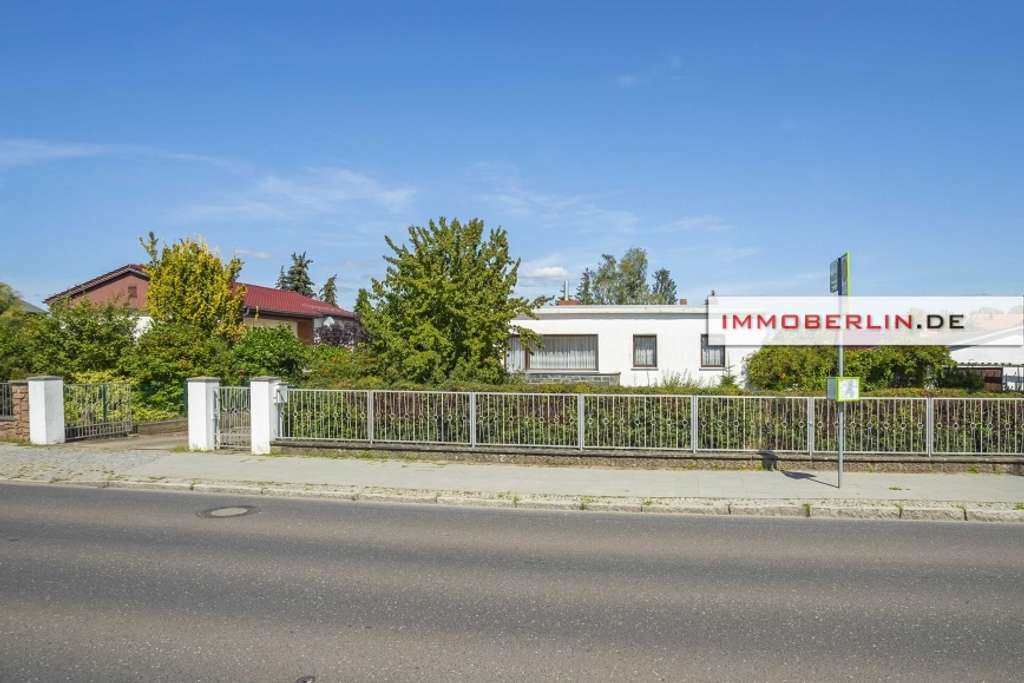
355 217 546 384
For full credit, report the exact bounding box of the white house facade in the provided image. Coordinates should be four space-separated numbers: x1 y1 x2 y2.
509 304 1024 391
508 305 757 387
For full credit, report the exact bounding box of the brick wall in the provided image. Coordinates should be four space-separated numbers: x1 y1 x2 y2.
0 381 30 442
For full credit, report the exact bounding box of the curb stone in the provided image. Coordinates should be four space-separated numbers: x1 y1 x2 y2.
729 502 808 518
106 480 194 493
4 475 1023 523
436 494 515 508
810 503 901 520
261 485 360 500
358 490 438 504
582 497 644 513
515 496 582 511
643 500 730 515
964 507 1024 523
899 505 966 521
191 483 264 496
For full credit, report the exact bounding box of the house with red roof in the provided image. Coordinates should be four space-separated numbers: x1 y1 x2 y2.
44 264 356 343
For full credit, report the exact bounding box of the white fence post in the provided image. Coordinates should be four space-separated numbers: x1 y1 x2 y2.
187 377 220 451
28 376 65 445
807 397 815 455
577 394 585 451
469 392 477 448
250 376 281 455
690 395 698 453
925 397 934 458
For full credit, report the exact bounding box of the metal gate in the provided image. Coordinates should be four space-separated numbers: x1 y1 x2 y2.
64 382 133 441
216 386 250 449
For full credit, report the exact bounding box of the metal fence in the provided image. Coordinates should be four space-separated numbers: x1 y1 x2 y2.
0 382 12 418
63 382 133 441
216 386 251 449
275 389 1024 457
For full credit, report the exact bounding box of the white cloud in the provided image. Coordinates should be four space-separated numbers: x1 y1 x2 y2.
0 138 245 173
184 167 416 222
478 168 639 236
664 214 735 233
615 74 639 88
611 54 684 89
233 248 272 260
519 258 571 286
715 246 759 263
0 139 111 168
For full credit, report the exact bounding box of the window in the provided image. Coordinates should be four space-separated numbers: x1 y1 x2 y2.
127 285 138 299
632 335 657 368
506 335 599 371
701 334 725 368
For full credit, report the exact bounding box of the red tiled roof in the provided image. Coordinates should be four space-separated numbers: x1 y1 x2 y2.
240 283 353 319
46 263 354 319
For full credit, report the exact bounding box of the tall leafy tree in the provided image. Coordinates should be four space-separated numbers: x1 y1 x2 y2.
280 252 315 297
356 217 546 384
319 274 338 305
0 282 22 318
575 248 677 304
141 234 246 340
650 268 678 304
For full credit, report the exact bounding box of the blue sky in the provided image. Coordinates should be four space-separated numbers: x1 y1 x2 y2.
2 1 1022 307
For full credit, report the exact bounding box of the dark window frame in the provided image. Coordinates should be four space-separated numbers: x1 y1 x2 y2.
700 333 726 369
632 334 658 369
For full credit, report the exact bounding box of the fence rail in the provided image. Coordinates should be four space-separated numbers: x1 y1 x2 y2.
0 382 12 418
64 382 133 441
275 389 1024 457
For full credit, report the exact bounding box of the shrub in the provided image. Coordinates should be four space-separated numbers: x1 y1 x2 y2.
230 326 307 383
303 345 381 388
125 323 234 414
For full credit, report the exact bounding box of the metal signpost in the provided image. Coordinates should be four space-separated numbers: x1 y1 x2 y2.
828 252 855 488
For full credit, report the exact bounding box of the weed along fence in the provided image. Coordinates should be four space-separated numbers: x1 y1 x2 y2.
273 390 1024 458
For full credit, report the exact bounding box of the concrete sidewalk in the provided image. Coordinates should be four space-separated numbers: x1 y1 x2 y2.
1 442 1022 522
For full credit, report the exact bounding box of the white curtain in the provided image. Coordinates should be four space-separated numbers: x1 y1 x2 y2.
506 336 526 372
633 336 657 367
529 335 598 370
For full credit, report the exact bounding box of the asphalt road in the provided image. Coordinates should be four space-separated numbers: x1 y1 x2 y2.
1 483 1022 682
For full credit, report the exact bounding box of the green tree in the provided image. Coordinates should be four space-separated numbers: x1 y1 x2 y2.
142 234 246 340
126 323 235 414
650 268 678 304
275 266 288 290
279 252 315 297
231 326 308 383
0 282 22 318
20 300 139 380
319 274 338 305
355 217 545 384
575 248 676 304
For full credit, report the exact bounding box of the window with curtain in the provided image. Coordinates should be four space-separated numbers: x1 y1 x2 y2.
506 336 526 372
701 334 725 368
632 335 657 368
508 334 598 371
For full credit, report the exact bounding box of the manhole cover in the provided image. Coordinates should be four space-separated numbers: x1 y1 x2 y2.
197 505 258 519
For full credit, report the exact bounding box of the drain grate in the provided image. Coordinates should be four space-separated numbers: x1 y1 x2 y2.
197 505 258 519
295 677 316 683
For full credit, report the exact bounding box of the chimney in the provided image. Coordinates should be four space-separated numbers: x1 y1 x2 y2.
556 298 581 306
678 298 688 305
